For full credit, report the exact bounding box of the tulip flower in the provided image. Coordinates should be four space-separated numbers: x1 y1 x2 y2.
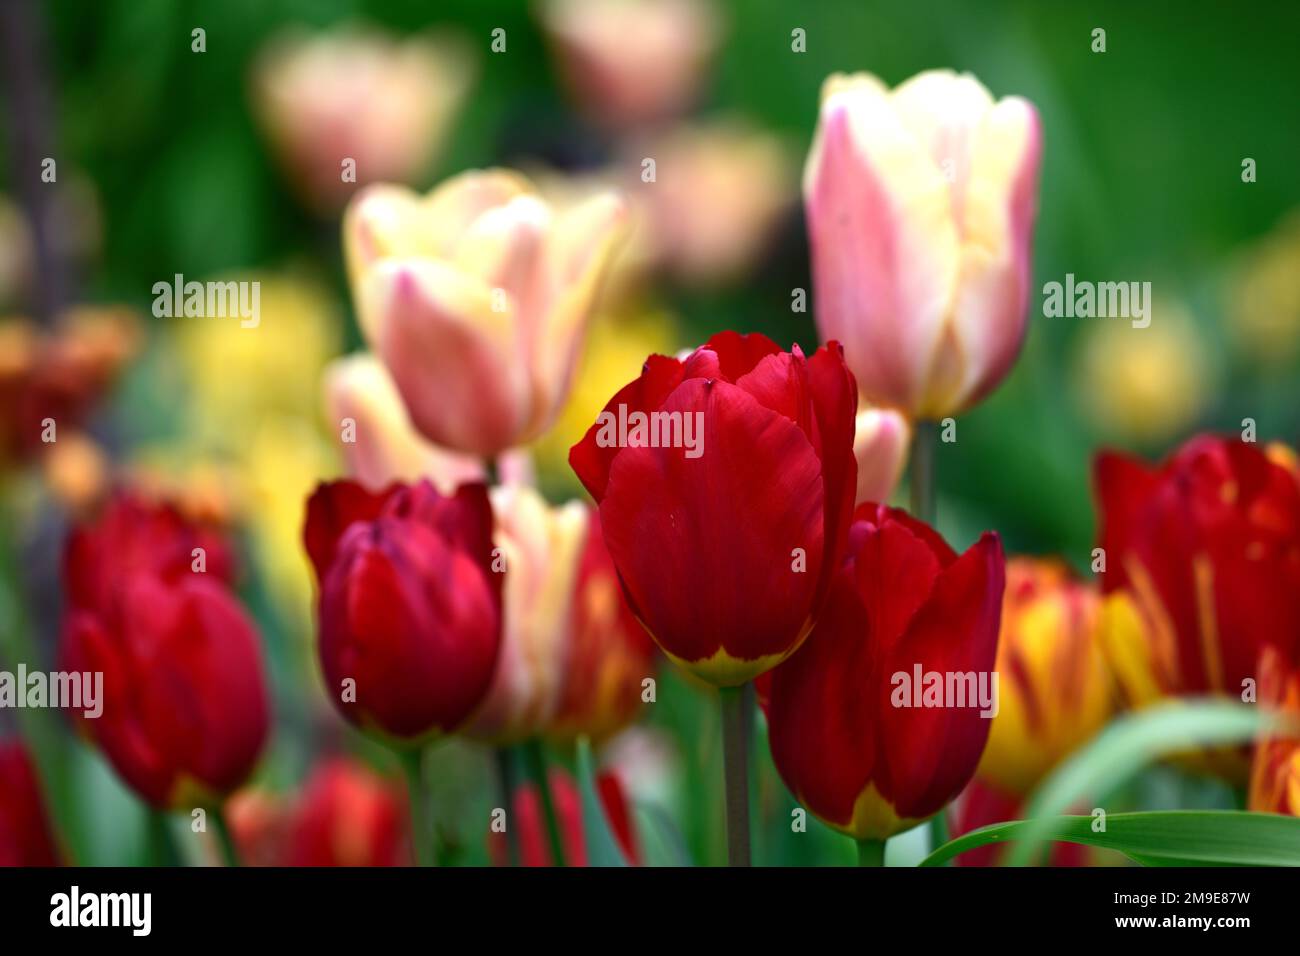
463 484 588 743
764 503 1004 844
229 758 411 866
0 740 62 866
58 495 270 808
537 0 721 131
251 26 475 212
285 759 410 866
569 330 857 686
1247 646 1300 816
1095 436 1300 780
1 307 140 467
853 407 910 506
550 510 658 742
953 779 1088 867
804 70 1042 419
977 558 1113 796
489 768 639 867
324 353 484 492
344 170 627 458
303 480 502 742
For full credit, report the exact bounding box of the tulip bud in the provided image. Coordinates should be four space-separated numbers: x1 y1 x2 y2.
488 768 639 867
570 331 858 686
977 559 1113 796
324 353 484 492
303 480 503 742
853 406 910 506
804 70 1041 419
462 485 588 743
1247 646 1300 816
0 740 62 866
286 759 410 866
550 511 658 742
344 171 627 458
764 504 1004 841
537 0 721 131
1094 435 1300 781
252 26 475 213
58 495 270 808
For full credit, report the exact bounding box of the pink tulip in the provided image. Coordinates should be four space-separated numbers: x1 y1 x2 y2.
251 27 475 213
537 0 722 131
853 407 910 506
344 171 627 458
323 353 484 492
804 70 1042 419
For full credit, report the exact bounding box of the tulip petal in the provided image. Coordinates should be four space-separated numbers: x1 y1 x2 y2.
597 378 825 681
362 259 531 457
878 531 1004 819
569 353 685 499
804 79 960 412
304 480 392 583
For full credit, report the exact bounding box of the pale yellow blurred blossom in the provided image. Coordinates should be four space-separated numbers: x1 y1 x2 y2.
1227 210 1300 366
252 26 476 212
537 0 721 131
1073 299 1214 443
464 483 589 743
323 352 484 492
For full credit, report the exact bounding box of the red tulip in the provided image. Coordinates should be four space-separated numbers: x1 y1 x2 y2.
0 740 62 866
58 495 270 809
1094 436 1300 708
953 779 1087 867
229 758 411 866
303 480 503 742
489 768 639 867
764 503 1004 840
569 331 857 686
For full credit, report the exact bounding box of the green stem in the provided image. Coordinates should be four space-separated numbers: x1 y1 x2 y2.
719 683 753 867
856 837 886 867
148 809 182 866
522 739 567 867
400 749 436 867
910 422 953 863
928 810 950 859
909 419 938 523
212 806 241 867
494 747 521 866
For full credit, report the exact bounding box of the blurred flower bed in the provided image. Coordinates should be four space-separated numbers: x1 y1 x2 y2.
1 0 1299 868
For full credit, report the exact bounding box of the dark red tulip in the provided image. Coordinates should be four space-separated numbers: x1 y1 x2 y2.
0 740 62 866
489 768 639 867
303 480 503 741
569 331 857 686
58 495 269 808
1094 437 1300 705
765 503 1004 840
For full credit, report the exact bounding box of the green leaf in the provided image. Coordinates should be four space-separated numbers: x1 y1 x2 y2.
575 737 629 867
633 802 694 867
920 811 1300 867
1008 699 1288 866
